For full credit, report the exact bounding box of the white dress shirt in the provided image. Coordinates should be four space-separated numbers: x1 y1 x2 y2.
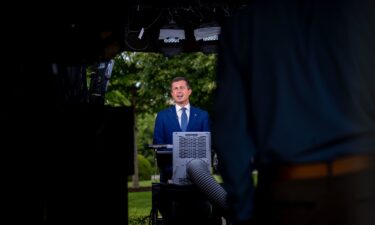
175 104 190 127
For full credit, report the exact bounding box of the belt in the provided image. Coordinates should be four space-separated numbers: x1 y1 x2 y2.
276 154 375 180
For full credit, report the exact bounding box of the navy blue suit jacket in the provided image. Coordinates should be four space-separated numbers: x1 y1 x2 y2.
153 105 210 145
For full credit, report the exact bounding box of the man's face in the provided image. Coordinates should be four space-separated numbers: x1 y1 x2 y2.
171 80 192 106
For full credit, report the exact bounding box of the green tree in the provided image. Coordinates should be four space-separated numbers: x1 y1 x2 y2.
131 52 217 115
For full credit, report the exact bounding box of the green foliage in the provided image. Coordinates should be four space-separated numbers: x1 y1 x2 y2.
133 52 217 114
106 51 217 114
138 154 154 181
105 52 140 107
136 113 156 158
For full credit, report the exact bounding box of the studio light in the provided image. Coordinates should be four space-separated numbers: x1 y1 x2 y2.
159 28 185 43
194 23 221 54
158 20 185 57
194 25 221 42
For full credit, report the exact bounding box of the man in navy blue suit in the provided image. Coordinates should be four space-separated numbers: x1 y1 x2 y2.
153 76 210 183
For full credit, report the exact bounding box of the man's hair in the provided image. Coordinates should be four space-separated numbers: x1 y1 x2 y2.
171 77 191 89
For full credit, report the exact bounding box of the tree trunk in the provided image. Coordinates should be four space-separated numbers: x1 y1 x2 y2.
132 125 139 188
131 90 139 188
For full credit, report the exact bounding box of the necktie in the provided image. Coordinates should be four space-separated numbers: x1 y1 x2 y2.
181 107 188 132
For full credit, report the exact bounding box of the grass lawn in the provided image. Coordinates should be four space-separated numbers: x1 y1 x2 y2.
128 179 154 188
127 178 155 224
128 191 152 225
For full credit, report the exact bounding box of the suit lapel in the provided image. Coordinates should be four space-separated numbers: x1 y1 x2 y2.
187 107 198 131
168 106 181 131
